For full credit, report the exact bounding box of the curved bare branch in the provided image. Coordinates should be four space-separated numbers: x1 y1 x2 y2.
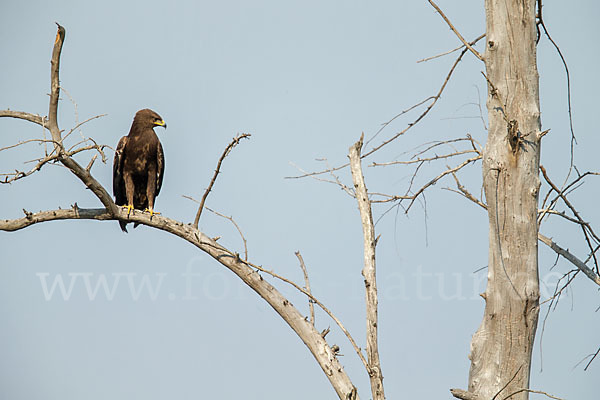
0 206 359 399
0 110 46 127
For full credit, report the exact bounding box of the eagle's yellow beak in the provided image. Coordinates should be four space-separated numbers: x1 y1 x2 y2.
154 120 167 129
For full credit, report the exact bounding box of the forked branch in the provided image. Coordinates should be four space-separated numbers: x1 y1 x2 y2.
1 24 359 400
446 174 600 288
540 165 600 273
0 23 118 214
427 0 484 61
296 251 316 326
286 33 485 181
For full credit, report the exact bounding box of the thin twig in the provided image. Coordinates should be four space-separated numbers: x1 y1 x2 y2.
242 257 369 371
417 33 485 63
193 133 250 228
364 96 434 149
361 41 480 160
59 85 84 140
583 346 600 371
0 138 56 152
539 269 578 372
405 155 482 212
286 33 485 180
295 251 315 326
447 170 487 210
205 206 248 261
540 165 600 271
445 173 600 287
321 158 355 197
62 113 107 143
491 365 523 400
537 0 576 174
372 149 478 167
428 0 484 61
289 161 354 197
368 136 483 208
183 194 249 261
419 136 480 157
369 192 414 204
1 142 107 184
500 388 564 400
538 208 584 226
85 154 97 172
539 170 600 225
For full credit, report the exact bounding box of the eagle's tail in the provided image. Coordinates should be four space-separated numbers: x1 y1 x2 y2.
119 220 128 233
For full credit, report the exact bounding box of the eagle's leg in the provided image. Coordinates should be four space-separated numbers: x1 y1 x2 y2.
145 167 159 218
124 174 135 217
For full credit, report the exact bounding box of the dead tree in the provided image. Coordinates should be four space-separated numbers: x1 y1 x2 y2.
385 1 597 398
0 23 393 400
2 4 598 399
292 1 598 399
466 1 541 399
0 24 364 400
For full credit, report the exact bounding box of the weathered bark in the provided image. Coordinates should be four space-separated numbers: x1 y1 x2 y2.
467 1 541 399
349 135 385 400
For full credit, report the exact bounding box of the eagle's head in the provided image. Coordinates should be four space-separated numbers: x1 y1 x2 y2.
133 108 167 130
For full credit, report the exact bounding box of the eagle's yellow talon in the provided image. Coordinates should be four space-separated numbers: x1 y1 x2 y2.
144 208 160 217
122 204 134 216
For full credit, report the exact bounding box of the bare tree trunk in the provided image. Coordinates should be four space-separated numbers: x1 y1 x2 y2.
468 1 541 399
349 135 385 400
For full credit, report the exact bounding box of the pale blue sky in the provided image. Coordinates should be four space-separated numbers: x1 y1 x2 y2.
1 1 598 399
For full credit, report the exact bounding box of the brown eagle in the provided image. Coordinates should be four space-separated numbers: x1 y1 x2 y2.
113 109 167 232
